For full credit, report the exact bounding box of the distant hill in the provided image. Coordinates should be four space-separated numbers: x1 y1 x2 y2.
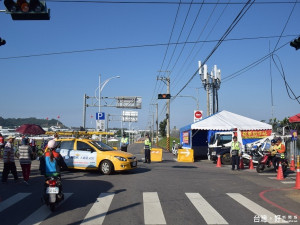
0 117 66 128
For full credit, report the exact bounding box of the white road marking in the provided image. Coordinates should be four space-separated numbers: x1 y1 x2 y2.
143 192 166 225
19 193 72 225
227 193 288 224
281 181 295 184
0 193 31 212
81 192 115 225
186 193 228 224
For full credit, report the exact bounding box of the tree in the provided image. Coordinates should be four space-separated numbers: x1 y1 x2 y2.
159 119 167 137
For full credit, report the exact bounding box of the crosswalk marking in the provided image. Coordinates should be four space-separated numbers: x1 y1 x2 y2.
186 193 228 225
0 193 31 212
227 193 288 224
81 192 115 225
143 192 166 225
19 193 72 225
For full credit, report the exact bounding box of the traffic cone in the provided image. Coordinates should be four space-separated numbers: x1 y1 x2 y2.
276 162 285 181
239 156 244 169
216 155 222 167
290 155 295 172
249 156 254 170
294 168 300 190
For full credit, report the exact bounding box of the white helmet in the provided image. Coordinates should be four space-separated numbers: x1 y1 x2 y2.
48 140 57 149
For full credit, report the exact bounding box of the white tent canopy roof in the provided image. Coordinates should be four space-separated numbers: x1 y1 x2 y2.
191 110 272 131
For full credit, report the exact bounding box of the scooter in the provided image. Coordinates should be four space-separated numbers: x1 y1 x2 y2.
42 176 64 211
256 151 289 173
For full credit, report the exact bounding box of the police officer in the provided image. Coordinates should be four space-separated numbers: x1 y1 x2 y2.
230 136 242 170
120 133 129 152
273 137 286 171
144 134 152 163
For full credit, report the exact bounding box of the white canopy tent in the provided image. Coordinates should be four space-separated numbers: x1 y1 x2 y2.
191 110 272 131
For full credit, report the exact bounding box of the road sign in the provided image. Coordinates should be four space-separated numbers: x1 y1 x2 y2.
96 120 105 131
194 110 203 122
96 112 105 120
177 149 194 162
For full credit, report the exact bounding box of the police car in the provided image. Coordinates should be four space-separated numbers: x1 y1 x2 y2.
52 138 137 175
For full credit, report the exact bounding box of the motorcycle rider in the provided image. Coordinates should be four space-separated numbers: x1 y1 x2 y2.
269 139 278 170
39 140 68 199
273 137 286 171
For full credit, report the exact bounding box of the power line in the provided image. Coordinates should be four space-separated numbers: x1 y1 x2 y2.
173 0 256 99
1 34 297 60
45 0 300 5
172 0 225 92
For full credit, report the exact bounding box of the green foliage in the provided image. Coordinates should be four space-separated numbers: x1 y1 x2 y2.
159 119 167 137
157 136 180 149
0 117 64 128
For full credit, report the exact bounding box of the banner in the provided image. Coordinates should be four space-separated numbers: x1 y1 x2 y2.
183 131 189 144
241 130 272 139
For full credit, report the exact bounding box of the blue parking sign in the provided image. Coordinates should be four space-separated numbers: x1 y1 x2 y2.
96 112 105 120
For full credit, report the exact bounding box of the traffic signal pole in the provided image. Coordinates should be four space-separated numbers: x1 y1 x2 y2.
157 73 171 152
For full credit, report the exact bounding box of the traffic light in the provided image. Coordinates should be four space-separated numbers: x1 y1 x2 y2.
158 94 171 99
0 38 6 46
290 37 300 50
4 0 50 20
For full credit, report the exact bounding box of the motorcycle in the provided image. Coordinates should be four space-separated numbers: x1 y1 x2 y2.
256 151 289 173
42 176 64 211
242 144 263 166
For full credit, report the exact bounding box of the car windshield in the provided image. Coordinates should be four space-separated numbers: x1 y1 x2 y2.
90 141 114 151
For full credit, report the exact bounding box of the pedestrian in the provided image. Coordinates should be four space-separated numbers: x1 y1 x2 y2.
120 133 129 152
1 136 19 183
144 134 152 163
0 133 4 157
273 137 286 171
19 137 33 185
230 136 242 170
29 138 36 159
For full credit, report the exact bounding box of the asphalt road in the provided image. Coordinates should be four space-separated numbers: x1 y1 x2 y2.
0 143 300 225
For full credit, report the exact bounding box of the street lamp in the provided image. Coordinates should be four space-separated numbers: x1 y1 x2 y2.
95 74 120 131
177 95 199 110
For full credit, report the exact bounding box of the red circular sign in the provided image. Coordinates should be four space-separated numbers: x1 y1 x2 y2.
195 111 202 118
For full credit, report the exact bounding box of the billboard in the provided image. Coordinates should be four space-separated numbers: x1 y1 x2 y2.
122 111 138 122
117 97 142 109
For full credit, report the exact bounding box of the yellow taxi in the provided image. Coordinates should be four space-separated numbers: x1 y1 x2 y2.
51 138 137 175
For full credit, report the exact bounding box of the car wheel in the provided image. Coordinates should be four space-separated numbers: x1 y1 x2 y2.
100 160 114 175
221 153 231 165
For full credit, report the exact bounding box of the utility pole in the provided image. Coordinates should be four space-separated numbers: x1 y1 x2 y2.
151 103 159 144
157 72 171 152
83 94 87 129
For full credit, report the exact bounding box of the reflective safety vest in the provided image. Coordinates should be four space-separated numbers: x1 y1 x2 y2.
276 143 285 159
121 137 128 144
144 139 152 150
231 141 240 156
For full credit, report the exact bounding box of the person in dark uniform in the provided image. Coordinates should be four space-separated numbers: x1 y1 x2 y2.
230 136 242 170
144 134 152 163
120 133 129 152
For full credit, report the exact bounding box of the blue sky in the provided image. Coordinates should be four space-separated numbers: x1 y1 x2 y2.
0 0 299 131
